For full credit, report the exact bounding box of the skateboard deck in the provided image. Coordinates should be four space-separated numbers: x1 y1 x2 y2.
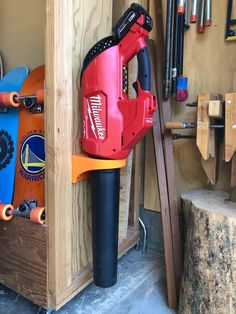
0 66 29 204
13 65 45 210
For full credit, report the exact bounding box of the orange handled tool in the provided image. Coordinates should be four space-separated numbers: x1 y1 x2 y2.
165 121 225 129
165 121 196 129
0 91 20 107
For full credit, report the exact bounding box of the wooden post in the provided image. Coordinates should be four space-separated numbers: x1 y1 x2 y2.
180 189 236 313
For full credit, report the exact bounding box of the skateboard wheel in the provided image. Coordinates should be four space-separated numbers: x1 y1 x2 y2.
36 89 44 104
0 204 14 221
30 207 45 225
0 92 20 107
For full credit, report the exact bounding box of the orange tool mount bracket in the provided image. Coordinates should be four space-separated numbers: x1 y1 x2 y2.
72 153 126 183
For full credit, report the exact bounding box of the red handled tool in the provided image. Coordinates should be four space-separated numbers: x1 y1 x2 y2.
177 0 185 14
205 0 212 26
80 3 156 287
198 0 205 33
190 0 198 23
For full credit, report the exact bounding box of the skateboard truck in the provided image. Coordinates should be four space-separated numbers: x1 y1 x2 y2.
0 89 44 113
13 200 37 217
0 200 45 225
18 89 44 113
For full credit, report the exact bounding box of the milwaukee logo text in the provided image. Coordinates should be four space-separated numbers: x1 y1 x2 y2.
87 94 106 141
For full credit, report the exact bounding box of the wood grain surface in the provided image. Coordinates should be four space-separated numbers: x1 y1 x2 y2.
196 94 210 160
180 189 236 314
144 132 161 211
0 218 48 308
70 0 113 278
225 93 236 162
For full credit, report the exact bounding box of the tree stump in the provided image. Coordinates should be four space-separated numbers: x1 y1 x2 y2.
179 189 236 314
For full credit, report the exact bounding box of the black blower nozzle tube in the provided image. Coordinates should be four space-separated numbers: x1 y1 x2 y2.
91 168 120 288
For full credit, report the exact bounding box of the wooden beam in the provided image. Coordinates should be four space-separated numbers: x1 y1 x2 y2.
197 93 210 160
209 100 223 118
153 1 182 304
149 40 177 308
225 93 236 162
45 0 73 302
200 128 216 185
231 153 236 188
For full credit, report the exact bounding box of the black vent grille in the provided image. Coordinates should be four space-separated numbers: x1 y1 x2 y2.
81 36 117 80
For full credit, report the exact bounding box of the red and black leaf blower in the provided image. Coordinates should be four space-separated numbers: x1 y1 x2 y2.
80 3 156 288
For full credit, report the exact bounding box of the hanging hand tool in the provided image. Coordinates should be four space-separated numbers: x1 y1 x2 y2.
0 54 3 80
171 0 179 97
177 0 185 14
184 0 190 28
204 0 212 26
172 133 196 139
176 6 189 102
198 0 205 33
74 3 156 288
171 0 189 101
190 0 198 23
186 100 197 107
165 121 224 129
164 0 174 100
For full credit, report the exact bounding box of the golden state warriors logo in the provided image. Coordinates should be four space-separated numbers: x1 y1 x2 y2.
20 134 45 181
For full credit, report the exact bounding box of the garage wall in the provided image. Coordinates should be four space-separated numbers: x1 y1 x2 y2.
0 0 45 72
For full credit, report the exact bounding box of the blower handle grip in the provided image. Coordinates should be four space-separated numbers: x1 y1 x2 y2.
137 47 151 92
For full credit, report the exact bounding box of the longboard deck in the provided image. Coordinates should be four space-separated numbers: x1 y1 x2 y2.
0 66 29 204
13 66 45 208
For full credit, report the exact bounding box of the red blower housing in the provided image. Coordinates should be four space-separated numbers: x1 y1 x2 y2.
81 3 157 160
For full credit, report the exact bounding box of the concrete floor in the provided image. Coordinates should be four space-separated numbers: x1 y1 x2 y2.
0 249 176 314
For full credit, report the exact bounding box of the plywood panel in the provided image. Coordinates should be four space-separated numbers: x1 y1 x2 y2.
70 0 113 277
0 218 48 308
0 0 45 72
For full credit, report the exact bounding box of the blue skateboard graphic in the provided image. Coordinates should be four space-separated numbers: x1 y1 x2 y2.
0 66 29 204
